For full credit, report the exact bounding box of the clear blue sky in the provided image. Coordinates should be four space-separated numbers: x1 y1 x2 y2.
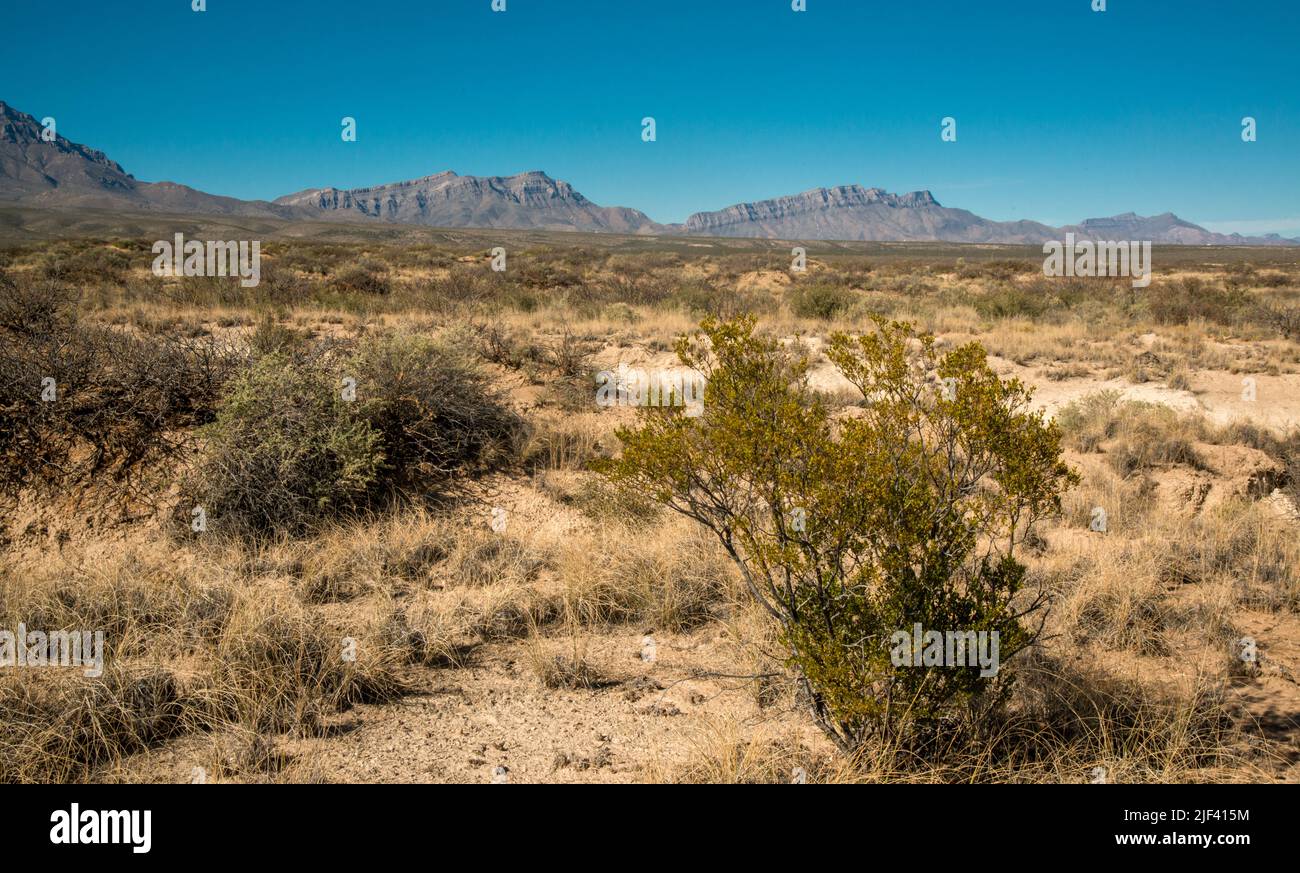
3 0 1297 233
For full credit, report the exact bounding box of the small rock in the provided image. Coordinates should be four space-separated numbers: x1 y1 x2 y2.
640 702 681 717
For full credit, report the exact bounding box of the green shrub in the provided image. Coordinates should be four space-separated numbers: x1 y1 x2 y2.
184 354 383 535
600 316 1076 752
186 333 521 535
787 283 856 320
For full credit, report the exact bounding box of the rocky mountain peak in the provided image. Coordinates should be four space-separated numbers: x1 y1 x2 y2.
0 101 131 179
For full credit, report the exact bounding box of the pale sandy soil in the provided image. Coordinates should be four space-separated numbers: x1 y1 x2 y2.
798 339 1300 432
21 321 1300 784
123 625 826 784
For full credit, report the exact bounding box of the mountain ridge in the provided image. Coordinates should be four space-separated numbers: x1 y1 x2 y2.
2 99 1296 246
273 169 662 234
0 100 314 220
682 187 1300 246
682 185 1060 244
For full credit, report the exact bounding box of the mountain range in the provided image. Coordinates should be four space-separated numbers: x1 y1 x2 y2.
273 170 660 234
3 100 1296 246
0 102 306 220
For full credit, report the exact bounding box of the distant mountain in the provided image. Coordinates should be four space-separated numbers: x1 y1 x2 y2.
684 187 1300 246
275 170 662 233
1 98 1296 245
683 185 1058 243
1059 212 1297 246
0 101 305 219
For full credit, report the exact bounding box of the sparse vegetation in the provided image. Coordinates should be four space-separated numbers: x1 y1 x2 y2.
1 238 1297 784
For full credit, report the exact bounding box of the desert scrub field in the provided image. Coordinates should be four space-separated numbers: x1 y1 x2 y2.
1 237 1298 783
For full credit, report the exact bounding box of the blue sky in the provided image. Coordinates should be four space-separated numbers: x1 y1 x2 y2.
3 0 1297 233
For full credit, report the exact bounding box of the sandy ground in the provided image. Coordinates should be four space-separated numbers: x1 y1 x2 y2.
28 323 1300 784
123 625 827 784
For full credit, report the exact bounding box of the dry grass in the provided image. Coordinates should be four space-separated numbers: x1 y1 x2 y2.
2 241 1298 782
649 659 1261 784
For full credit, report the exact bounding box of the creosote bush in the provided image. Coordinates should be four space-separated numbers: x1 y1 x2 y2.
600 316 1077 752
